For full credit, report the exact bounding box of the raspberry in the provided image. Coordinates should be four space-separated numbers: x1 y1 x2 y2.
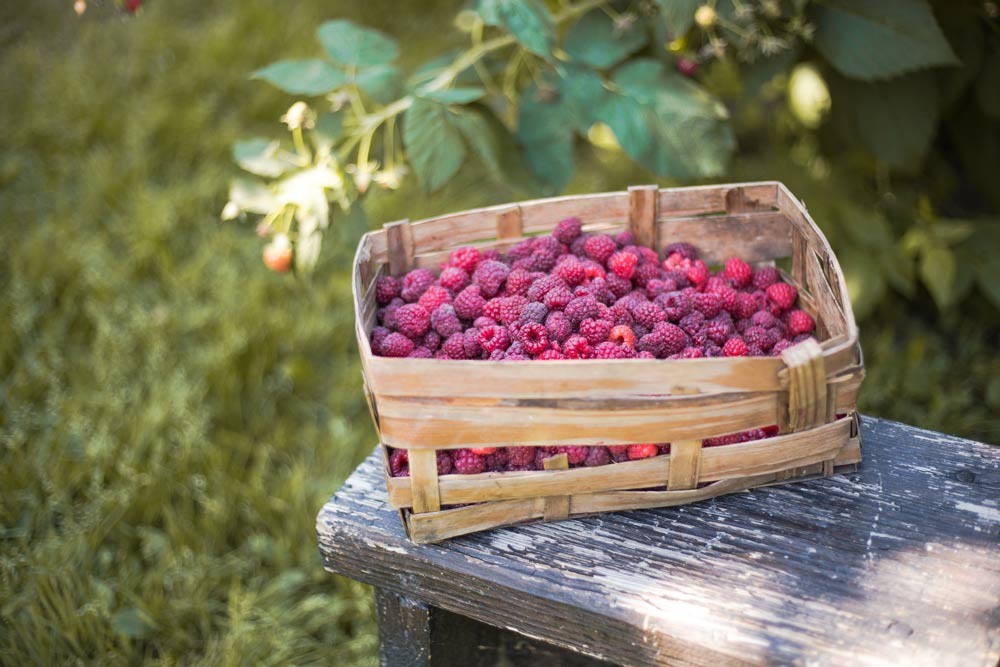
542 310 570 342
409 346 433 358
664 242 697 260
492 295 526 325
527 274 566 302
542 286 572 310
723 336 748 357
747 344 766 357
452 449 485 474
370 326 390 354
750 311 777 329
632 262 661 288
479 325 511 353
704 433 742 447
680 346 703 358
592 341 632 359
565 295 600 325
704 317 733 345
577 318 611 346
518 301 549 325
418 285 450 313
469 447 497 455
537 348 565 360
627 444 658 460
787 309 815 336
692 292 722 318
705 276 728 293
379 299 402 329
516 322 549 354
658 291 692 321
645 279 673 299
792 333 813 343
553 217 583 244
400 268 437 302
744 325 776 351
642 323 686 357
630 301 665 329
395 303 431 339
724 257 753 288
584 446 611 467
504 268 533 296
608 445 630 462
582 262 607 284
422 331 441 351
570 234 590 257
584 234 617 264
507 446 535 468
636 246 660 265
766 282 798 312
608 251 638 279
687 260 709 288
753 266 781 290
714 285 738 314
615 230 634 247
771 338 794 355
439 266 470 292
375 276 401 305
562 334 591 359
473 260 510 297
608 325 636 347
463 328 483 358
605 273 632 299
473 316 496 329
435 451 453 475
449 246 482 273
556 445 589 465
519 250 557 273
453 285 486 320
553 257 587 286
389 448 409 476
663 269 690 289
442 333 468 359
381 332 414 358
506 239 533 261
431 304 462 337
584 277 615 305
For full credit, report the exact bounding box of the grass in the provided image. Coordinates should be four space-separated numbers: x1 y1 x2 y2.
0 1 996 665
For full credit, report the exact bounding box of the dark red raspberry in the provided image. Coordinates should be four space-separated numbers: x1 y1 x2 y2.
449 246 483 273
565 295 600 325
453 285 486 320
543 285 573 310
584 234 617 264
584 446 611 467
452 449 485 474
482 449 509 471
537 348 565 360
389 448 409 476
608 325 636 347
632 261 661 288
723 336 748 357
605 273 632 299
408 346 432 358
375 275 401 305
752 266 780 290
516 322 549 354
544 311 572 342
744 325 776 351
399 268 436 303
562 334 591 359
431 304 462 337
766 282 798 312
704 317 733 345
664 242 697 260
370 326 390 354
579 318 613 346
692 291 722 318
463 328 483 358
381 332 414 357
724 257 753 288
641 323 686 357
615 230 634 247
556 445 589 465
479 325 511 353
630 301 665 329
422 331 441 351
473 260 510 297
787 309 815 336
608 251 638 279
658 291 692 321
442 333 468 359
507 446 535 469
418 285 450 313
704 433 742 447
395 303 431 338
771 339 794 355
439 266 470 292
627 444 658 460
553 217 583 244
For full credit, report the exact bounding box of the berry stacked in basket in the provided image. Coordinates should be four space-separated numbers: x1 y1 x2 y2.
371 216 815 361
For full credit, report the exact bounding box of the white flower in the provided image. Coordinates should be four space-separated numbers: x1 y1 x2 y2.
221 201 240 220
281 102 314 131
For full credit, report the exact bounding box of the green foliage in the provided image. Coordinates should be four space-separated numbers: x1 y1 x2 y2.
317 20 399 67
252 59 347 95
477 0 555 57
563 9 648 69
403 97 468 191
655 0 699 38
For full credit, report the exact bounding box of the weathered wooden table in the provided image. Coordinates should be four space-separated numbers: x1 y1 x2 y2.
317 417 1000 666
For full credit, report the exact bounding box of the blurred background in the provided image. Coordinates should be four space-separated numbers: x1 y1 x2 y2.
1 0 997 664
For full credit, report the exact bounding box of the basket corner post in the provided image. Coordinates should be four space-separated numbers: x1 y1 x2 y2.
628 184 659 250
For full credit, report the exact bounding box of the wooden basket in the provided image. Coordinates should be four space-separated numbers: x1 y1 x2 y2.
353 182 864 544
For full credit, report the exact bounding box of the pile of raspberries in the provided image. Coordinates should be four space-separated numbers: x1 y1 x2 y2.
371 217 815 361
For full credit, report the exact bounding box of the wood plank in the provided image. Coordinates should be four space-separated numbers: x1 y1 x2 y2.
667 440 702 490
319 417 1000 666
658 211 791 263
628 184 658 249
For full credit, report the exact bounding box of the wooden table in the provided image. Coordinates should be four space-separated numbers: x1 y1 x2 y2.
317 417 1000 666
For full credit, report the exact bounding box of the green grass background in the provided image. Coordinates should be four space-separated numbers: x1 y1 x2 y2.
1 1 997 664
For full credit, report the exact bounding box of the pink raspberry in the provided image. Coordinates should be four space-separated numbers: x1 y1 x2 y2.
627 444 658 460
439 266 470 292
608 325 636 348
787 309 815 336
753 266 781 289
452 449 485 474
381 332 414 358
495 295 528 325
479 325 511 353
375 275 401 305
562 334 591 359
724 257 753 288
584 234 617 264
766 282 798 312
715 285 738 314
658 291 692 321
506 239 533 262
608 251 638 279
449 246 483 273
553 217 583 244
537 348 565 360
473 260 510 297
704 317 733 345
442 333 468 359
408 346 433 358
680 346 703 358
417 285 450 313
504 268 534 296
516 322 549 355
453 285 486 320
526 275 565 301
422 331 441 350
395 303 431 338
463 328 483 358
771 339 794 355
579 318 613 346
723 336 748 357
592 341 632 359
400 268 437 303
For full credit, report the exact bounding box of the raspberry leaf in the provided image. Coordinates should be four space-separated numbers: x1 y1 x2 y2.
317 20 399 67
563 10 648 70
654 0 698 39
233 139 302 179
251 60 346 96
403 98 467 192
351 65 403 104
477 0 554 58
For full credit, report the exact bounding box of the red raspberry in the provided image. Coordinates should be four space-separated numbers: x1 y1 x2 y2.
627 444 658 460
553 217 583 244
582 263 607 284
562 334 591 359
504 268 533 296
442 333 468 359
692 292 722 318
479 325 511 353
543 285 573 310
453 285 486 320
389 448 409 476
473 260 510 297
556 445 589 465
381 332 414 357
452 449 485 474
723 336 748 357
495 295 527 325
584 234 617 264
431 304 462 337
395 303 431 339
680 346 703 358
469 447 497 455
787 309 815 336
544 311 572 342
575 318 609 345
439 266 470 292
636 246 659 265
375 276 401 305
630 301 665 329
724 257 753 288
608 251 638 279
584 446 611 467
752 266 779 289
632 262 661 288
744 325 777 351
449 246 482 273
715 285 738 314
766 282 798 312
705 276 729 293
417 285 450 313
516 322 549 355
537 348 565 360
553 258 587 286
704 433 742 447
687 260 709 288
400 268 437 302
592 341 632 359
608 324 636 347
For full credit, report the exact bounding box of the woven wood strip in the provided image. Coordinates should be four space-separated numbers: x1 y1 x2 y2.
409 449 441 513
628 184 658 249
384 219 414 276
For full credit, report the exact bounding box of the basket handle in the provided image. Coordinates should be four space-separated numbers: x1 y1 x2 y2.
780 338 828 432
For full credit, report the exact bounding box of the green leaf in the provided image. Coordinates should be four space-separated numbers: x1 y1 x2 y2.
317 20 398 67
233 138 301 178
596 93 650 157
935 9 985 110
113 608 155 639
655 0 699 38
977 262 1000 311
557 66 610 132
450 109 505 180
563 10 648 69
976 46 1000 120
811 0 959 81
920 245 955 310
741 46 800 95
477 0 554 57
421 87 486 104
832 71 938 168
403 98 466 192
516 85 575 192
352 65 403 104
251 60 346 95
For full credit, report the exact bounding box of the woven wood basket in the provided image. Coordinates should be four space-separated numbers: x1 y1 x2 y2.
353 182 864 544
